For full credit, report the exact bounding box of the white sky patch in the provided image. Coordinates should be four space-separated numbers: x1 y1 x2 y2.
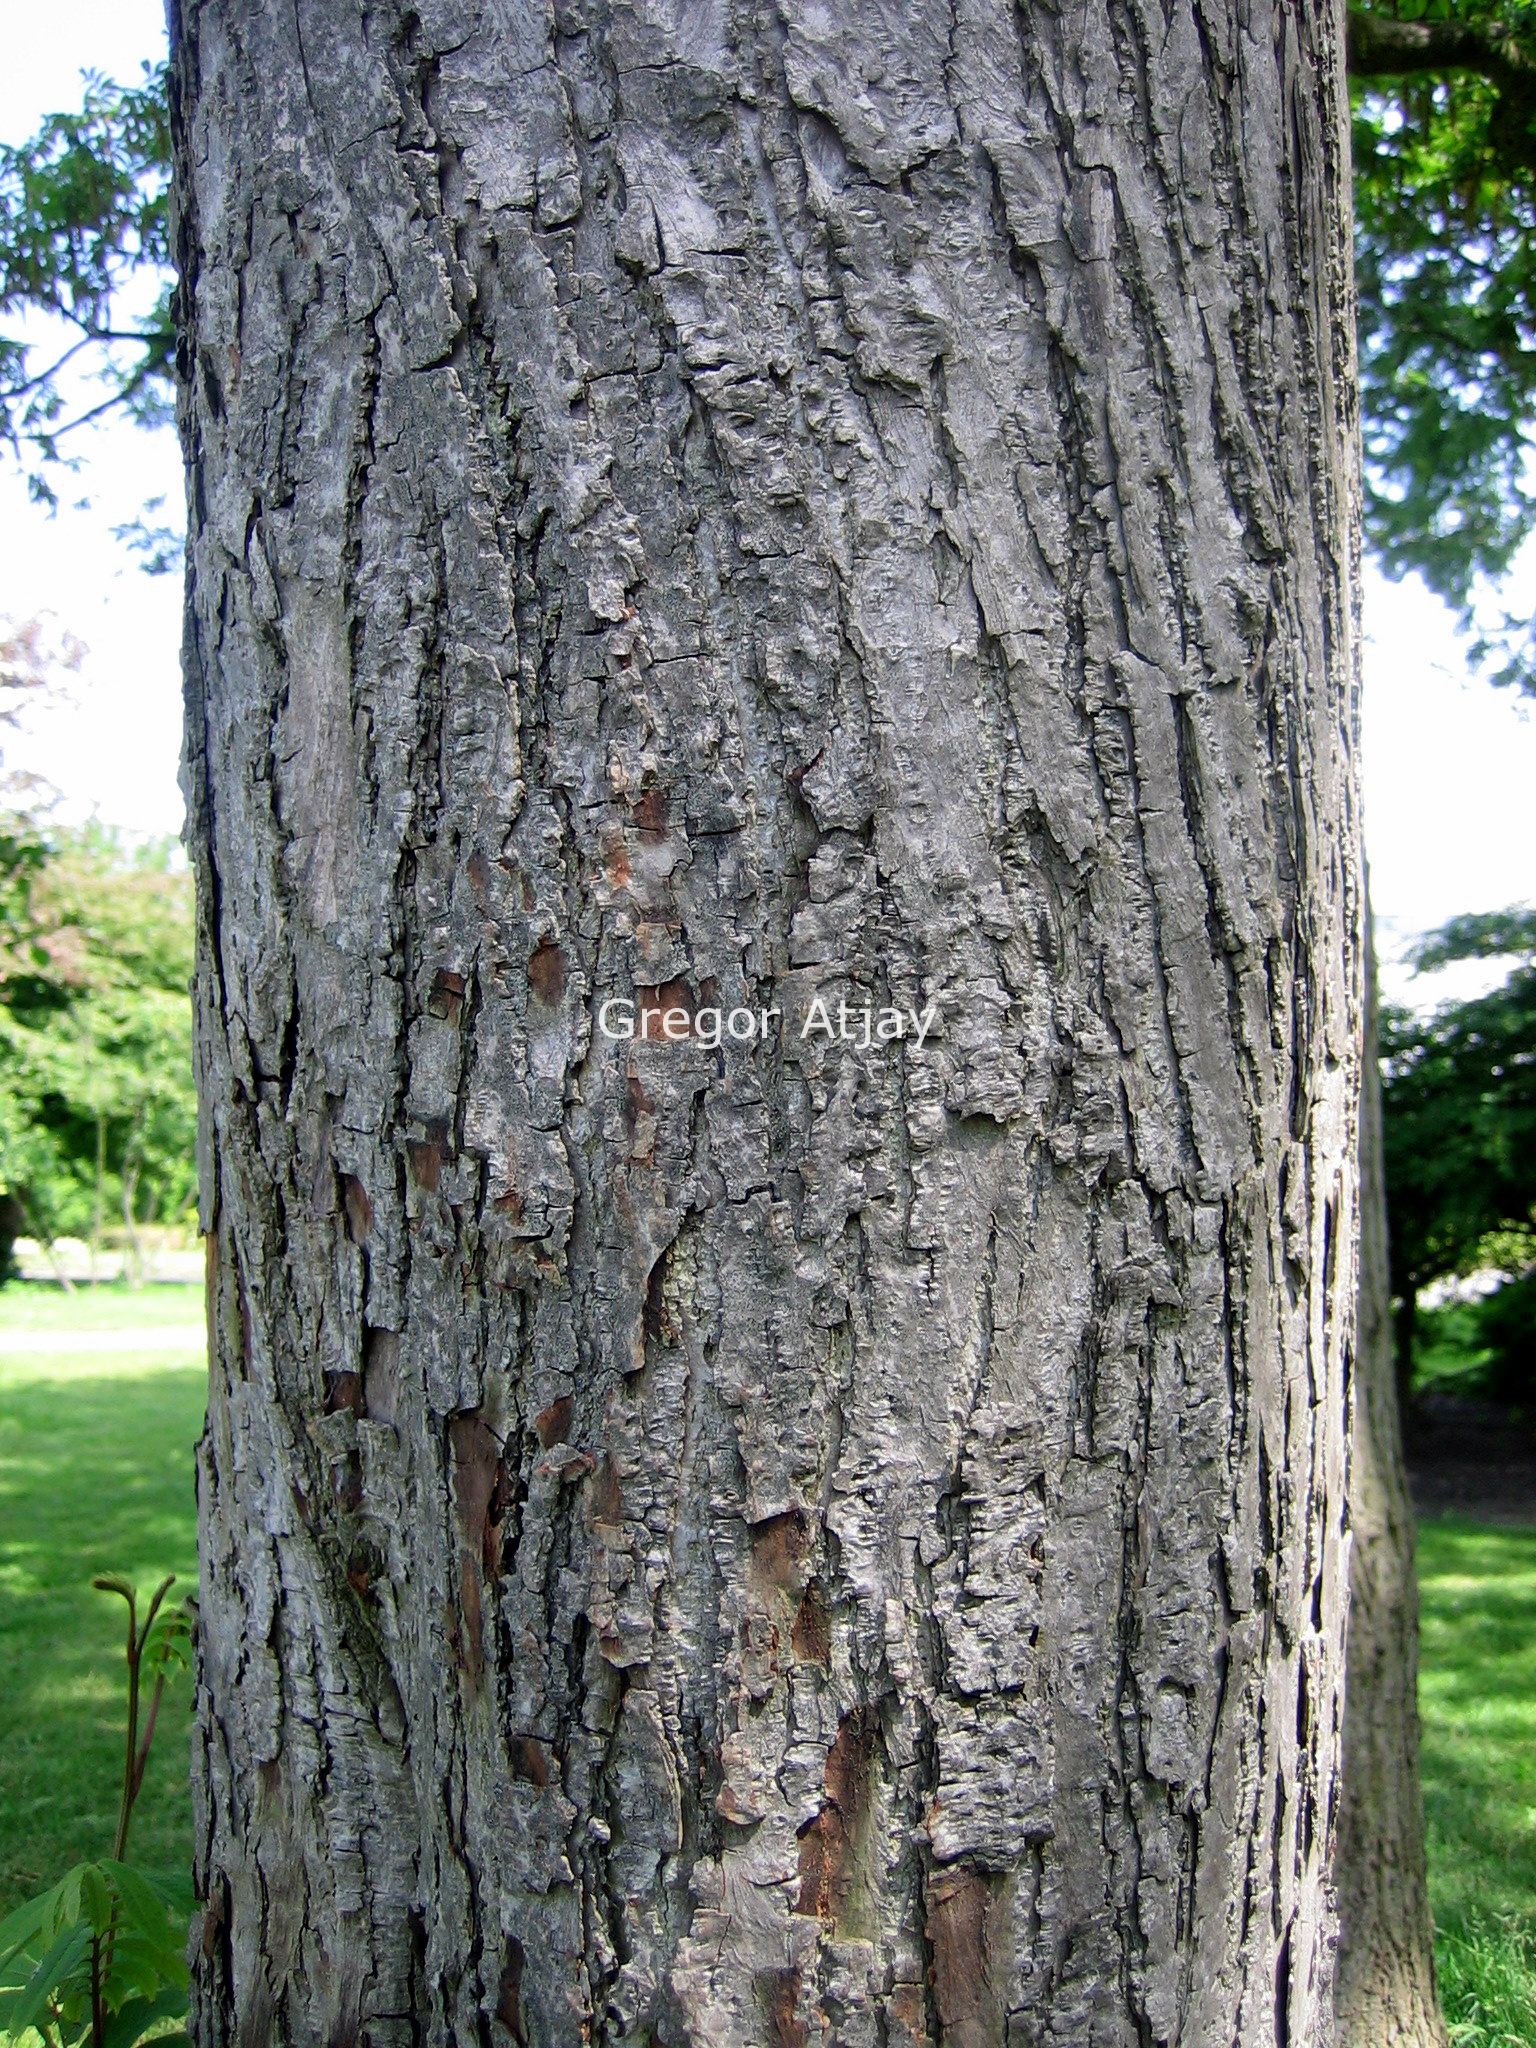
1360 556 1536 1010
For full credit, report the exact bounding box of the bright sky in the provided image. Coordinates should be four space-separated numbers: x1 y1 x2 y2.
4 3 1535 1011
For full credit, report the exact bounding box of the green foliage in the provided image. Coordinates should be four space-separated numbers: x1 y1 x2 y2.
0 1576 192 2048
1416 1272 1536 1403
1411 905 1536 968
1414 1295 1502 1390
1381 907 1536 1392
0 67 172 495
1472 1267 1536 1400
0 824 196 1265
1382 959 1536 1287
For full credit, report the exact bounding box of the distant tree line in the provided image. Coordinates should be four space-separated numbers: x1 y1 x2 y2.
0 624 195 1280
1383 909 1536 1408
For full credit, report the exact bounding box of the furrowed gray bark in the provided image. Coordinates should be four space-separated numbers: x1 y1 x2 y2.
1334 934 1446 2048
171 1 1364 2042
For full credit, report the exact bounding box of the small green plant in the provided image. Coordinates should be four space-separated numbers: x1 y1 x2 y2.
0 1574 193 2047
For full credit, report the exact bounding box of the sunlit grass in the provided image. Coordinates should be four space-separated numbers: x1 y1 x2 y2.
0 1346 204 1913
1439 1918 1536 2048
1418 1518 1536 2046
0 1279 203 1335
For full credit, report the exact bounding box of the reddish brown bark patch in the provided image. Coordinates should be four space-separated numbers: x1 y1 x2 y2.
643 1247 680 1347
427 968 465 1020
407 1120 449 1191
533 1394 573 1447
452 1572 483 1687
407 1139 441 1190
482 1461 515 1579
199 1876 227 1962
341 1174 372 1244
510 1736 551 1787
886 1979 926 2041
625 1074 656 1165
450 1411 513 1676
323 1369 362 1416
590 1452 624 1527
791 1579 832 1666
756 1967 806 2048
527 941 566 1006
751 1508 811 1594
362 1327 399 1424
796 1707 876 1922
927 1865 1006 2047
465 847 493 906
603 829 632 889
330 1451 363 1517
635 978 696 1039
450 1413 503 1546
631 786 669 841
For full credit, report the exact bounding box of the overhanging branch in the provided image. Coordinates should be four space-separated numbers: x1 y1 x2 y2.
1347 10 1519 81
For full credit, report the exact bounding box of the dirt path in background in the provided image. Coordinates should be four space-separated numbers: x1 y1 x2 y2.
1408 1395 1536 1526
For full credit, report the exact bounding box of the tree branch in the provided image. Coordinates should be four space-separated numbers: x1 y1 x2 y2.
1347 11 1517 81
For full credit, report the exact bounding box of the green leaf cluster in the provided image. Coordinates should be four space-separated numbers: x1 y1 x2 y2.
0 1576 192 2048
0 1863 190 2048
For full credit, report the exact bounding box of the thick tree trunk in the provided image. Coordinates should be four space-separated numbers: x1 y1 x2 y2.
171 1 1364 2042
1334 932 1446 2047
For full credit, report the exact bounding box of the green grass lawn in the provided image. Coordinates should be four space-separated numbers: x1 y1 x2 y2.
0 1279 203 1336
1418 1516 1536 2046
0 1336 204 1917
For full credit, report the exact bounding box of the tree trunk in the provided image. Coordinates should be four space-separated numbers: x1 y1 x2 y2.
171 1 1364 2042
1334 928 1446 2046
1393 1289 1418 1425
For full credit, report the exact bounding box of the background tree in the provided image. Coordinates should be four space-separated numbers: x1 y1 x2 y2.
1380 907 1536 1398
0 821 197 1278
0 617 73 1279
1334 930 1445 2047
1317 13 1536 2036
